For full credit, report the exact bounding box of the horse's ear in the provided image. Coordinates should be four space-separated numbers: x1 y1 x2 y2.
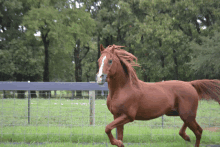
100 44 105 52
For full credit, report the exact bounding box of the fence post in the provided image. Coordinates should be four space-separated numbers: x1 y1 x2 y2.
162 115 164 128
89 90 95 126
28 90 31 124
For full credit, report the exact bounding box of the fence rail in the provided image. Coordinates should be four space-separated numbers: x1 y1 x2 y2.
0 81 108 91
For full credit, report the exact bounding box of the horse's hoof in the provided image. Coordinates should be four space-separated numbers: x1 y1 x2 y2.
185 135 191 142
118 140 124 147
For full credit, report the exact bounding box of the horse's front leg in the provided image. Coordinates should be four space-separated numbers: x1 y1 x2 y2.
117 124 124 141
106 114 131 147
114 115 124 141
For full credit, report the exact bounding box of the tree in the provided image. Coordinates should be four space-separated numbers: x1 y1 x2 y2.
0 0 29 81
62 2 95 96
190 31 220 79
10 36 43 98
81 42 97 82
22 0 70 97
135 0 203 81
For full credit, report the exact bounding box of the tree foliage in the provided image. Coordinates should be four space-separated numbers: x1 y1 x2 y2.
1 0 220 84
190 31 220 79
0 0 43 81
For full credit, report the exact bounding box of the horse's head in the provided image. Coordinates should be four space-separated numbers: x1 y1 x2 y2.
96 44 119 85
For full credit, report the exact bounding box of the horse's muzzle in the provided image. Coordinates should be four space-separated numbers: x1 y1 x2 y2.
96 74 107 85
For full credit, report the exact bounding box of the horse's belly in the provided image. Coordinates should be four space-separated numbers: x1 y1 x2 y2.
165 109 179 116
135 97 174 120
135 114 162 120
135 107 168 120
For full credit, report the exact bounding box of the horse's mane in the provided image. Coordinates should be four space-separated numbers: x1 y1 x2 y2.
104 45 140 87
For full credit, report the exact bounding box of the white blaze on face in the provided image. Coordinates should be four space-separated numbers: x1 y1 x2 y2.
97 56 106 83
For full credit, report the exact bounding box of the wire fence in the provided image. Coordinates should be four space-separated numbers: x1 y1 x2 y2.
0 82 220 147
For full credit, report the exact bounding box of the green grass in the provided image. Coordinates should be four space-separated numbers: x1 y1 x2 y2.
1 125 220 144
0 142 209 147
1 98 220 146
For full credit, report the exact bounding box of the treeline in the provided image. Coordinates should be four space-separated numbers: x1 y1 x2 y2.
1 0 220 85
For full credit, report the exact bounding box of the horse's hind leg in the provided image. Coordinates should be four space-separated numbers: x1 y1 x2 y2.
184 119 203 147
179 122 191 142
195 121 203 134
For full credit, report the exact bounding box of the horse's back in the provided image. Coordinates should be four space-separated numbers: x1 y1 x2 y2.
152 80 199 105
157 80 198 98
144 80 198 96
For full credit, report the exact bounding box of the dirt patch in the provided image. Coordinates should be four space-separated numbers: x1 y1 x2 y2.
204 127 220 132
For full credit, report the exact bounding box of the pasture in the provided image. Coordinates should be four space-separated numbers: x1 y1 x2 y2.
1 96 220 146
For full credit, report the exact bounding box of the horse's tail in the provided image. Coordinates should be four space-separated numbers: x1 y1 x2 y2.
190 79 220 104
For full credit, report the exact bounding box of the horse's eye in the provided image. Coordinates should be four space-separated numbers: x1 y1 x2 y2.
109 59 112 64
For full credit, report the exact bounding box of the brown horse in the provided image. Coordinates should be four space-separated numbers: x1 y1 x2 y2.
96 44 220 147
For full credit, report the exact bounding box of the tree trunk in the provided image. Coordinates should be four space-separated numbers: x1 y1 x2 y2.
105 38 110 47
74 40 82 97
73 40 90 98
159 39 166 81
160 55 165 81
173 49 178 80
86 73 90 82
76 64 82 97
128 43 134 55
41 31 50 98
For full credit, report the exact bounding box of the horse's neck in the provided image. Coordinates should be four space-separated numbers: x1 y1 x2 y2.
108 65 130 97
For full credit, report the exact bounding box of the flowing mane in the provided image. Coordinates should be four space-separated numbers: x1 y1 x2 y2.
104 45 140 87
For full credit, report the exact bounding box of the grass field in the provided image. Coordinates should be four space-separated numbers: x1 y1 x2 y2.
1 97 220 147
